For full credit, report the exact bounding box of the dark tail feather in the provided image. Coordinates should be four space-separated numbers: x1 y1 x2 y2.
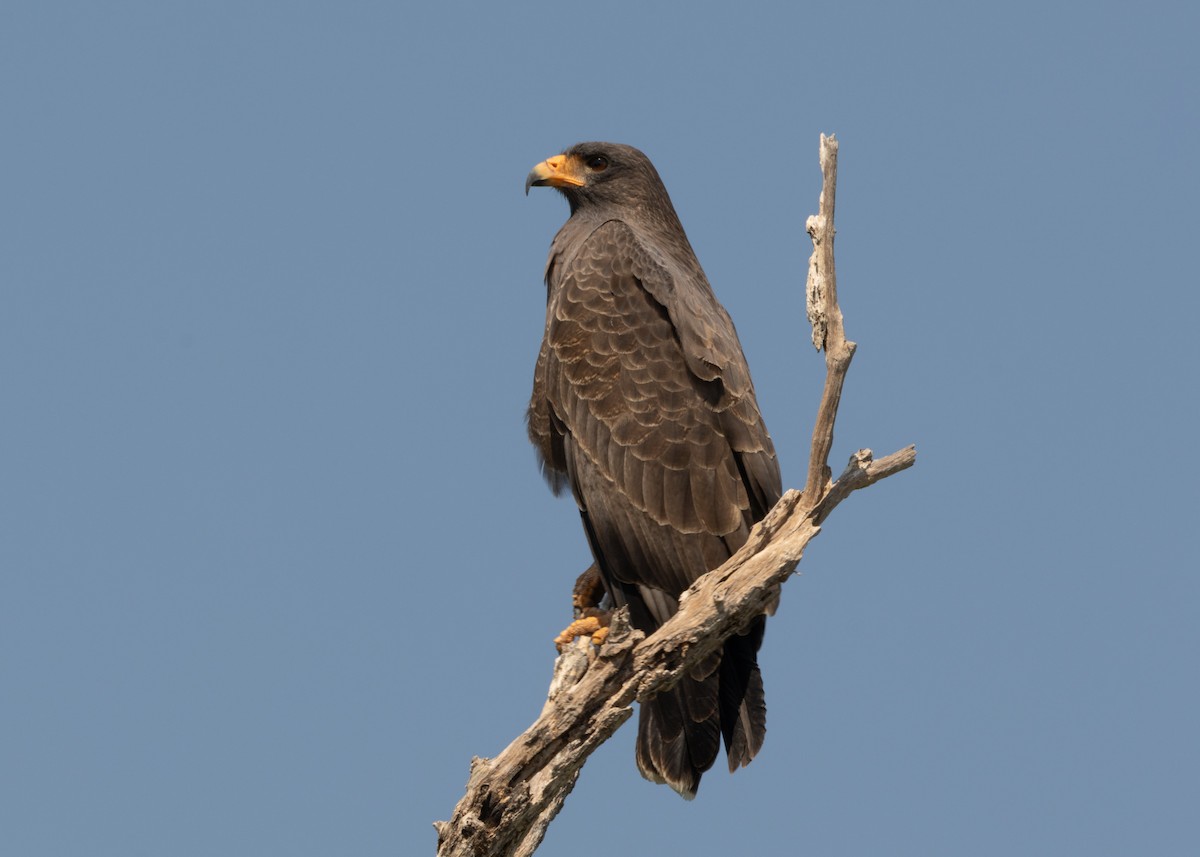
635 658 721 799
720 615 768 771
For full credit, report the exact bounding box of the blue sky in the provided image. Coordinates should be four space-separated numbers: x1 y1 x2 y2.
2 2 1197 854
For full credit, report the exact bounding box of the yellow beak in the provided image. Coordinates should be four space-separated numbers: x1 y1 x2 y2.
525 154 587 195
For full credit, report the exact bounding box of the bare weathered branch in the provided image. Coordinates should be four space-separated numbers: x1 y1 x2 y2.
434 134 915 857
803 134 858 503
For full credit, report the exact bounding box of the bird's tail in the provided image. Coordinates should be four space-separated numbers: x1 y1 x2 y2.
635 654 721 800
719 616 767 772
635 618 767 798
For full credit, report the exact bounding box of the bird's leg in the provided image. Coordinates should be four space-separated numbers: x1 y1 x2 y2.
571 563 605 617
554 563 612 651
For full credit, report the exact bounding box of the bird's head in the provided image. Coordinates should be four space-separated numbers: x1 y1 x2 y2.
525 142 669 215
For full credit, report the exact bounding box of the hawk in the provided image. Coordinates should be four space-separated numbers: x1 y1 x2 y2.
526 142 781 798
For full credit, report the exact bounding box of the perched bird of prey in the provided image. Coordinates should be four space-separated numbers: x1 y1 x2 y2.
526 142 782 798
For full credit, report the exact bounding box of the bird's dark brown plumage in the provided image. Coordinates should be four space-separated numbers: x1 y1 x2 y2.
526 142 782 798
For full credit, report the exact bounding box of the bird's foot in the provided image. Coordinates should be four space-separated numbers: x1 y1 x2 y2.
554 609 612 652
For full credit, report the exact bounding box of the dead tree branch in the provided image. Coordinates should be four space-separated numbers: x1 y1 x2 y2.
804 134 856 502
434 133 915 857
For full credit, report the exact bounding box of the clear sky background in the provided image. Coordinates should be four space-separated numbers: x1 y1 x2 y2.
3 2 1197 855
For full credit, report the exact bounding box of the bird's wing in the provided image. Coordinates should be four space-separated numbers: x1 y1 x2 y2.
537 219 779 599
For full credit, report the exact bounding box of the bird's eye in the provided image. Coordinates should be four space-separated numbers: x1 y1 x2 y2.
585 155 609 171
